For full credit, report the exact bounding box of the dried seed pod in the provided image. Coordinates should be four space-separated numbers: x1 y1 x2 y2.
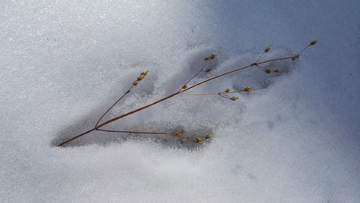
204 135 212 139
204 54 217 61
182 84 187 89
194 137 202 142
141 71 148 76
224 88 231 93
133 81 139 85
265 45 271 52
292 54 300 61
175 130 185 136
242 87 253 92
205 68 212 72
137 74 145 81
210 54 217 59
310 40 318 45
274 69 281 73
230 97 238 101
265 69 274 74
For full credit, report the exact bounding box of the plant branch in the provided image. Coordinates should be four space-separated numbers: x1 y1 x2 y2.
56 41 317 147
179 60 210 90
96 129 197 140
95 84 135 128
97 128 172 135
96 91 180 129
58 128 97 146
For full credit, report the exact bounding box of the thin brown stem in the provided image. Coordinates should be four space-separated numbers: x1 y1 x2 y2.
257 56 294 65
96 91 181 128
256 51 266 63
58 128 97 146
180 92 221 96
95 84 135 128
97 128 172 135
181 65 251 92
299 45 311 55
97 129 196 140
179 60 209 91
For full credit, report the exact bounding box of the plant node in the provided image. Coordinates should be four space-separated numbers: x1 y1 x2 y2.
292 54 300 61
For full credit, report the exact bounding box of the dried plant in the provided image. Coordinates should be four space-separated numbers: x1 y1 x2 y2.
57 41 318 147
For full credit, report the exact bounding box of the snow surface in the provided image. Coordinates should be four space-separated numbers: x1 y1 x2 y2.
1 0 359 202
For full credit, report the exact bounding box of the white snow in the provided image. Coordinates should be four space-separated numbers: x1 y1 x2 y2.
1 0 359 202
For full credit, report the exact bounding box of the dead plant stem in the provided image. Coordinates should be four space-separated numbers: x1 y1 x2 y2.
57 41 317 147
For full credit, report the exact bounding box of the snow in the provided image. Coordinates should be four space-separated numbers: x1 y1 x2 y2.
1 0 359 202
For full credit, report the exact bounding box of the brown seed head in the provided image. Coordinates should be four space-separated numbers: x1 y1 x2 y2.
175 130 185 136
205 54 217 61
194 137 202 142
205 135 212 139
310 40 318 45
242 87 253 92
292 54 300 61
137 75 145 81
265 45 271 52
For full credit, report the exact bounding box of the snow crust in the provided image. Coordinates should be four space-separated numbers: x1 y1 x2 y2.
1 0 359 202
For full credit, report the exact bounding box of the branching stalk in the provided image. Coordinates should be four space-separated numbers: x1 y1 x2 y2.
57 41 317 147
95 85 135 128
